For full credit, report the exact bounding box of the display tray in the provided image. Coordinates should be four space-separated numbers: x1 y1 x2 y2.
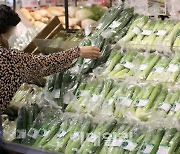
3 141 61 154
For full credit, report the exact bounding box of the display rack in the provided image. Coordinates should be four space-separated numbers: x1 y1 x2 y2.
23 16 64 54
3 142 61 154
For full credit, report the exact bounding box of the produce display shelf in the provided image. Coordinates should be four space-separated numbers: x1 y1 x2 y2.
23 16 64 54
3 141 61 154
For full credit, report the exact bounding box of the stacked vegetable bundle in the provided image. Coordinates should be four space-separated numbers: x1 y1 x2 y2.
9 83 42 111
99 50 180 83
14 109 180 154
65 78 180 123
74 6 136 74
116 16 180 52
10 5 180 154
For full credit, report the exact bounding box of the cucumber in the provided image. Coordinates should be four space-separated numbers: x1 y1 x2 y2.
14 106 27 143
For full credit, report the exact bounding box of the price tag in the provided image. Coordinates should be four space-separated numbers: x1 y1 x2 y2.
122 61 134 69
27 128 39 139
140 144 154 153
106 137 124 147
157 145 170 154
135 99 148 107
80 90 90 97
114 64 121 70
22 0 38 8
119 97 132 107
87 133 99 143
155 66 164 73
132 27 141 34
159 103 171 112
122 140 138 151
71 132 80 140
40 0 52 6
171 102 180 112
108 98 114 106
16 129 26 139
141 29 152 35
91 95 100 103
110 21 121 29
140 64 148 71
54 90 60 98
88 0 102 5
38 128 50 137
155 30 167 36
167 64 179 73
57 130 67 138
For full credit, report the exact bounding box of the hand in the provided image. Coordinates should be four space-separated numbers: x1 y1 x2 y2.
79 46 100 59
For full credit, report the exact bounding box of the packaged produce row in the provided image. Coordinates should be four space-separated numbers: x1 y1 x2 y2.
2 5 180 154
4 105 180 154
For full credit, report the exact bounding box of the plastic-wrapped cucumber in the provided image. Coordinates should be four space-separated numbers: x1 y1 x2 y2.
43 118 70 151
22 113 54 146
157 129 180 154
81 35 105 74
78 120 116 154
137 129 164 154
93 39 110 68
99 124 126 154
14 106 27 143
64 118 91 154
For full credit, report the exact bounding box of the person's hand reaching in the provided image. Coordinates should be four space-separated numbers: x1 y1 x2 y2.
79 46 100 59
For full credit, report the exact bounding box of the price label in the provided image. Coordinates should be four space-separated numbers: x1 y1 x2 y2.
71 132 80 140
27 128 39 139
88 0 102 5
87 133 99 143
159 103 171 112
155 66 164 73
141 29 152 35
171 102 180 112
22 0 38 8
135 99 148 107
119 97 132 107
122 140 138 151
16 129 26 139
140 144 154 153
132 27 141 34
40 0 54 6
167 64 179 73
57 130 67 138
140 64 148 71
157 145 170 154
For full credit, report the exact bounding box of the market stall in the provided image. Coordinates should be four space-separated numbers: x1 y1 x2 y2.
1 0 180 154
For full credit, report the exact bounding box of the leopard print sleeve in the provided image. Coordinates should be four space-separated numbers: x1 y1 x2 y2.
11 46 80 83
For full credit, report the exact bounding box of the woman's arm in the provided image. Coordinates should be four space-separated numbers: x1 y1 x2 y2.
11 46 80 83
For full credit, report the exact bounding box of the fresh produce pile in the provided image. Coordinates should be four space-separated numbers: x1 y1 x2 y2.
13 109 179 154
6 5 180 154
70 6 180 78
65 78 180 124
2 115 16 142
117 17 180 53
9 83 42 111
98 50 180 83
20 6 107 29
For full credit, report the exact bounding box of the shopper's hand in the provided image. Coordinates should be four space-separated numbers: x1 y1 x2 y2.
79 46 100 59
